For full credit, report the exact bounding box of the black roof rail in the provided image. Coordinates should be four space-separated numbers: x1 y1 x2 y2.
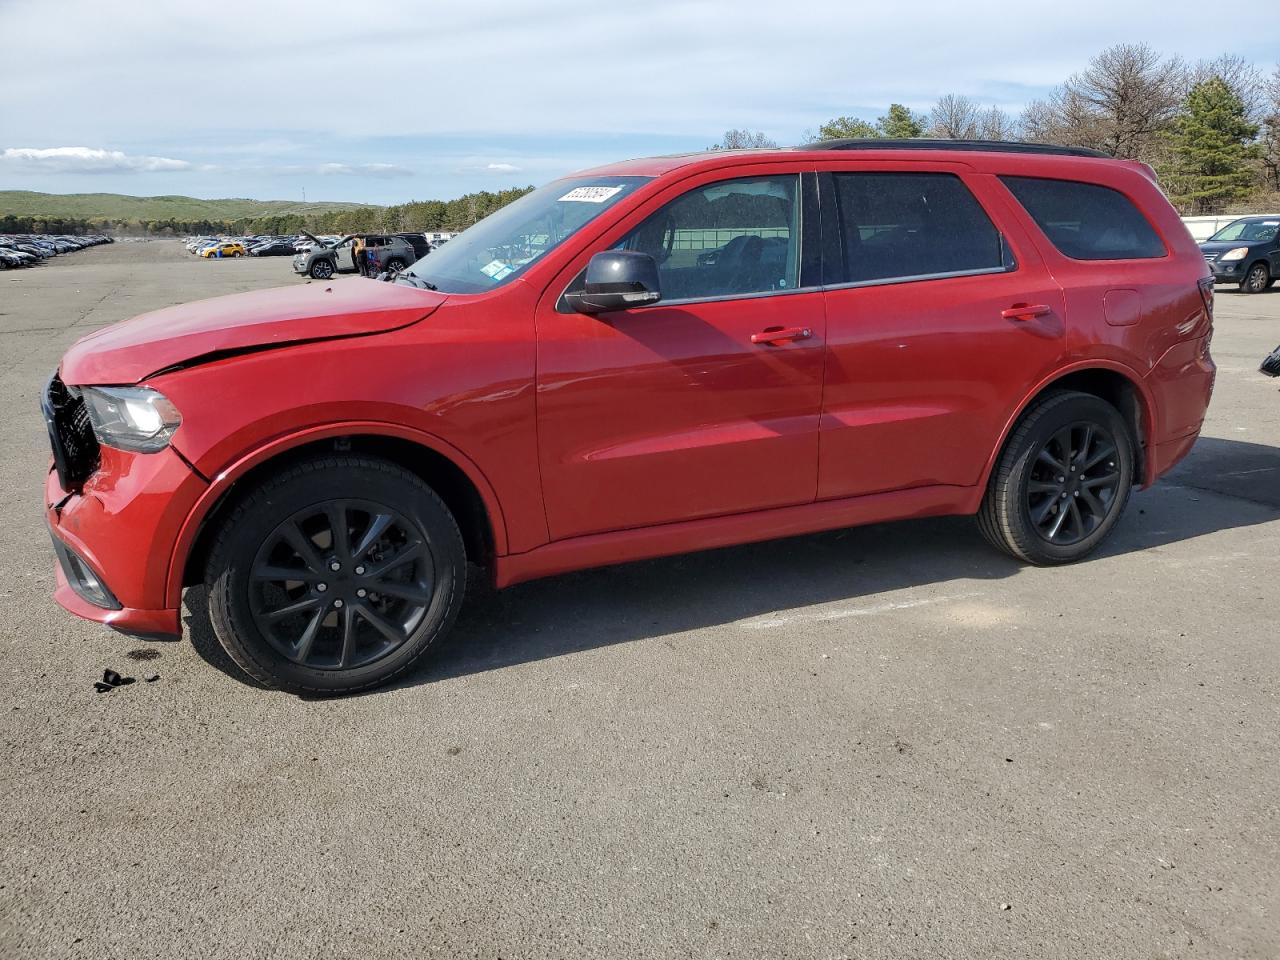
802 138 1109 159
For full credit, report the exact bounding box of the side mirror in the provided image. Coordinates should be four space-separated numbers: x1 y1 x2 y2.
564 250 662 315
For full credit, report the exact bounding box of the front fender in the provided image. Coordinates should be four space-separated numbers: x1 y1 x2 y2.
162 419 509 608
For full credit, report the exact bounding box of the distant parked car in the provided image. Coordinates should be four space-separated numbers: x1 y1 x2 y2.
1200 216 1280 293
250 239 297 257
201 242 248 259
292 233 417 279
394 232 434 260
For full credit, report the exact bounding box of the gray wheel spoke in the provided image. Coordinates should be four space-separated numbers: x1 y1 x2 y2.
326 504 351 562
1079 487 1106 519
367 541 424 579
1047 500 1070 539
1036 447 1066 473
253 564 322 583
1032 496 1060 526
352 513 394 561
281 522 324 573
264 596 323 621
1082 470 1119 488
356 604 407 645
338 604 359 667
293 607 326 662
1077 425 1094 466
1083 444 1117 471
1027 480 1060 494
1067 498 1084 536
370 579 431 603
1052 427 1075 465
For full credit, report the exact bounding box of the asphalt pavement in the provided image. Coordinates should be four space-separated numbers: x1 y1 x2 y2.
1 240 1277 959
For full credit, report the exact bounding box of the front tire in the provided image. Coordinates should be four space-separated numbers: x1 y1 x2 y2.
978 391 1135 565
309 259 334 280
204 456 466 695
384 258 406 273
1240 262 1269 294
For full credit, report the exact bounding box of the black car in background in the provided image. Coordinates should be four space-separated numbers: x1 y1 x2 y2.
1200 216 1280 293
394 232 433 259
249 239 297 257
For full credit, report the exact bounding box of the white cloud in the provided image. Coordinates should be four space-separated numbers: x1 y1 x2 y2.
486 162 522 173
1 146 191 173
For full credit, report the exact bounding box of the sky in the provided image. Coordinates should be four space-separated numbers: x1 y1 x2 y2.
1 0 1277 206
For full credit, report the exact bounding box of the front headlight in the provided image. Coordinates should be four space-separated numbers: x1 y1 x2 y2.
1220 247 1250 261
79 386 182 453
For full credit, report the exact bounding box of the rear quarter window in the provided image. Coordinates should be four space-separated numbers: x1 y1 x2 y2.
1001 176 1166 261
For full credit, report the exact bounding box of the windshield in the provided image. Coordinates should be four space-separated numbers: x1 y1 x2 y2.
1209 219 1279 243
404 176 650 293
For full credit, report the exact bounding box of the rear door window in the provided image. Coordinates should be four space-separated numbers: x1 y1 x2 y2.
1001 176 1166 260
829 172 1008 284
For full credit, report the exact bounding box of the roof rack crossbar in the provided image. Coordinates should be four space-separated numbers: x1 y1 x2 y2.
802 138 1108 159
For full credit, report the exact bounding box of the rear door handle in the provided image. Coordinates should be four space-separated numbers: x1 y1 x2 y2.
1002 303 1052 321
751 326 812 345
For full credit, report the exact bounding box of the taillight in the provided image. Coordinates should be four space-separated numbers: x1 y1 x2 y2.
1197 276 1215 321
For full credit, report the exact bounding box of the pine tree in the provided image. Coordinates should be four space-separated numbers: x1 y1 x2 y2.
1163 77 1260 213
876 104 925 139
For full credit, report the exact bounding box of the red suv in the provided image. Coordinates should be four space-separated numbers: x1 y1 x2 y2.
42 140 1215 694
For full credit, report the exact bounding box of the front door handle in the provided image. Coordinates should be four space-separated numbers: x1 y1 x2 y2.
1002 303 1052 321
751 326 812 345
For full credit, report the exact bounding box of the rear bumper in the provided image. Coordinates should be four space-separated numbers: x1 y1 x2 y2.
1143 333 1215 484
45 445 207 638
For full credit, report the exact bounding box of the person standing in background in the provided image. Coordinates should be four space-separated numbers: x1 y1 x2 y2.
352 235 367 276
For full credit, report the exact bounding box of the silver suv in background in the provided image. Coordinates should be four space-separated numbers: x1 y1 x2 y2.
292 233 418 279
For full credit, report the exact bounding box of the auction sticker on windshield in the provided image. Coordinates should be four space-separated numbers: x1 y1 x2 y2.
481 259 515 281
559 186 625 203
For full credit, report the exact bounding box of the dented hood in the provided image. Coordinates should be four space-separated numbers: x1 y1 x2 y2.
59 278 446 385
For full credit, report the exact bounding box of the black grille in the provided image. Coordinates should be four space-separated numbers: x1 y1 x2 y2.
41 373 100 489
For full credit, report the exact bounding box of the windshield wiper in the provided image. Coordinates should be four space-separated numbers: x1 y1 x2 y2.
393 273 437 290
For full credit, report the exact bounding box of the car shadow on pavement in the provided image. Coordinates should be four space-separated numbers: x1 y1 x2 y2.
182 436 1280 695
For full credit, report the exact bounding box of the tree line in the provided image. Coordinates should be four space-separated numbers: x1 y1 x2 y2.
714 44 1280 215
0 186 536 238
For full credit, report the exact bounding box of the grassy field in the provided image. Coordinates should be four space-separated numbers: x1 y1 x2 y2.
0 190 369 221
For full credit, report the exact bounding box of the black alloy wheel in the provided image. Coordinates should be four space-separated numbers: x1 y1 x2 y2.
248 500 433 670
205 456 466 695
1025 422 1123 546
978 390 1135 565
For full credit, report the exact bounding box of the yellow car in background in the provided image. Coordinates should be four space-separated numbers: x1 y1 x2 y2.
200 242 248 259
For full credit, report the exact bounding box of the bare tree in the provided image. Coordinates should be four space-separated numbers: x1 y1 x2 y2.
1191 54 1264 120
1078 43 1185 157
928 95 982 139
977 106 1019 141
1022 43 1185 159
709 129 779 150
1262 64 1280 192
1021 86 1108 149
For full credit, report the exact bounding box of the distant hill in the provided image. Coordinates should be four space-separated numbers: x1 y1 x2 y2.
0 190 373 221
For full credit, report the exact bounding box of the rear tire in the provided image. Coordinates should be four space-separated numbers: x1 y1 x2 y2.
204 456 466 695
1240 262 1269 294
384 258 406 273
978 391 1135 565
